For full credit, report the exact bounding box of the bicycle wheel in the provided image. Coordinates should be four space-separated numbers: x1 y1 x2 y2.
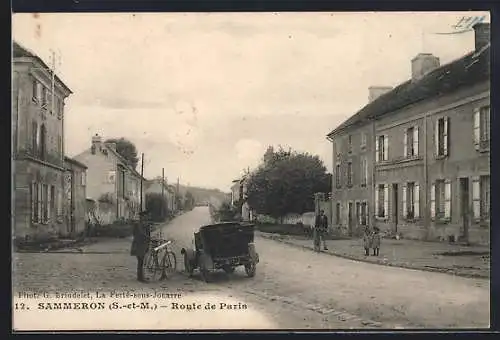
162 251 177 276
142 251 162 281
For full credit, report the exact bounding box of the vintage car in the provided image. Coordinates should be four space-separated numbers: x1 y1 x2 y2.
180 222 259 282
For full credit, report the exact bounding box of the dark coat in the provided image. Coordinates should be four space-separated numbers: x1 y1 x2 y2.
363 232 372 249
371 231 381 248
130 221 150 257
314 214 328 232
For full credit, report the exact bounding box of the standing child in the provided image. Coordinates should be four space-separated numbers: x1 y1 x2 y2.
362 226 372 256
371 226 381 256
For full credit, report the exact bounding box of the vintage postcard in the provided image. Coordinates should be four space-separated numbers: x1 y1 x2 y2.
12 11 490 331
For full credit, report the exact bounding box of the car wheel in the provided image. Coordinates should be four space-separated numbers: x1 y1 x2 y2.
244 262 256 277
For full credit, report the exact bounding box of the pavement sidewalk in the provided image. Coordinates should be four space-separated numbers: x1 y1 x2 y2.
257 232 490 279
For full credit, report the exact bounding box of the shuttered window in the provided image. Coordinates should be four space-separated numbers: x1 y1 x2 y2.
31 182 38 223
474 106 490 151
376 184 388 218
376 135 388 162
432 179 451 220
435 117 449 157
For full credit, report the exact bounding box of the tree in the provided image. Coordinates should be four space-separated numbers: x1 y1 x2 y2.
105 137 139 169
145 193 170 222
184 191 196 211
246 146 331 222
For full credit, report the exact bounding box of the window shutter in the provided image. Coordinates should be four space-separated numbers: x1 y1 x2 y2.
473 109 480 149
413 126 419 156
403 129 408 157
384 184 389 218
31 182 36 222
430 183 436 218
435 120 440 156
443 118 449 156
37 183 43 223
375 187 379 217
402 184 407 218
414 183 420 218
472 177 480 219
47 186 52 222
375 137 379 162
444 180 451 219
364 159 368 185
383 135 389 161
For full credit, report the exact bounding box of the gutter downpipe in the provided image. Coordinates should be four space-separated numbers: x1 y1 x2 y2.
423 112 430 240
371 119 376 228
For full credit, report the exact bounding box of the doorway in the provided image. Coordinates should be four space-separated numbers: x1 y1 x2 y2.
459 178 470 243
392 183 398 233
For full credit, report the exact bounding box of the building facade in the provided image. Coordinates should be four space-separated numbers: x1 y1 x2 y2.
327 23 490 245
73 134 146 222
12 42 73 241
63 157 88 237
145 178 177 214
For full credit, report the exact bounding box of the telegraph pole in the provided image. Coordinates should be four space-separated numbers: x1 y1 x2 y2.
161 168 165 219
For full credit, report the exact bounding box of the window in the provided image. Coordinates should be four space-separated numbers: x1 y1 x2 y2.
32 79 38 101
57 98 63 119
347 162 353 187
81 171 87 186
360 157 368 187
50 186 55 221
31 121 38 155
361 201 368 225
30 182 38 223
375 135 388 162
431 179 451 220
335 163 341 188
356 202 361 224
474 106 490 151
402 182 420 219
348 135 353 153
41 86 47 107
335 202 341 225
473 175 490 221
375 184 389 218
435 117 449 157
404 126 419 157
360 132 367 149
39 124 47 160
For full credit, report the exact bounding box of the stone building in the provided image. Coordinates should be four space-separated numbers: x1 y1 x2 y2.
63 157 88 237
326 23 490 245
12 41 73 241
73 134 146 222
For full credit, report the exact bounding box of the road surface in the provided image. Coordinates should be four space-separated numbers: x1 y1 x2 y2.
163 207 490 329
13 207 490 330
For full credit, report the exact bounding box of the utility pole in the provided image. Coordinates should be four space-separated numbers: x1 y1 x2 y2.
140 153 144 213
161 168 165 219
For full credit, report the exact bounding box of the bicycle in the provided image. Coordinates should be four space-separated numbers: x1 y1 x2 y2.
142 233 177 282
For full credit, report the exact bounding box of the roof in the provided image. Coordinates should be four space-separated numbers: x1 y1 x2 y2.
145 178 175 193
64 156 88 169
327 44 490 138
13 41 73 96
104 144 147 181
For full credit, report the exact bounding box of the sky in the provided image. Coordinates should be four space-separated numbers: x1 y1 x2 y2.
12 11 489 191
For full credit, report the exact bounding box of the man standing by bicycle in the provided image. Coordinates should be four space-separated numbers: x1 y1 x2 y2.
131 210 151 282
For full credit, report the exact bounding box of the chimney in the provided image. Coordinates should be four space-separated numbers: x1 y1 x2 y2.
473 22 490 51
411 53 440 81
91 133 102 154
368 86 393 103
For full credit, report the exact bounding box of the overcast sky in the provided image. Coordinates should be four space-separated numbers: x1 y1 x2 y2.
12 12 489 191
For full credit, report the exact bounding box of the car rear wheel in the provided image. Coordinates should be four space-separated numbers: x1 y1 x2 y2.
244 262 256 277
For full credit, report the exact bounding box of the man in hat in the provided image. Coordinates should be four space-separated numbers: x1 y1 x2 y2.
314 209 329 251
130 211 151 282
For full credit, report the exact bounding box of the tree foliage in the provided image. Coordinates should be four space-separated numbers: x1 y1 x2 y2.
246 146 331 220
145 193 170 222
105 137 139 169
183 191 196 211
